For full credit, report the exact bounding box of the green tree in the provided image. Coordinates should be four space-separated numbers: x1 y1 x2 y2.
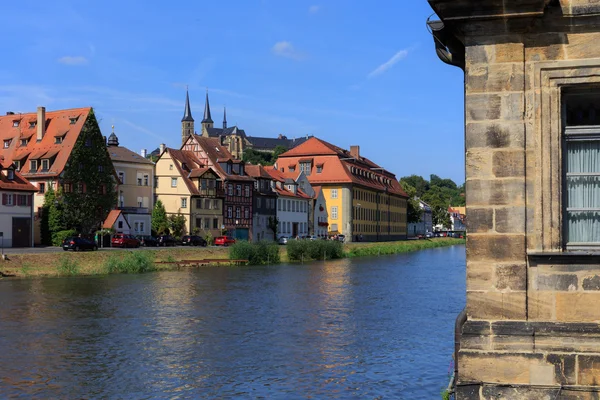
152 200 169 234
432 204 451 229
267 216 279 238
399 180 423 224
60 110 117 233
399 174 430 197
168 213 187 238
273 145 288 159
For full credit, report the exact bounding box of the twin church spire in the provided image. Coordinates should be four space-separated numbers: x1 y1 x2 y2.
181 89 227 145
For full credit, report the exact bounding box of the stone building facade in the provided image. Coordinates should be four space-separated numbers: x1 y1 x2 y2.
429 0 600 397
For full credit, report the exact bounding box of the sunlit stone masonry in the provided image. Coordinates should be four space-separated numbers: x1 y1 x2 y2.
429 0 600 398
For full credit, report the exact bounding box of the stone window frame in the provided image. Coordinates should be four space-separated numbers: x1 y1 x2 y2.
534 60 600 252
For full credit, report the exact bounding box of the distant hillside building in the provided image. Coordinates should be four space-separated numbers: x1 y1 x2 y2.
180 90 311 159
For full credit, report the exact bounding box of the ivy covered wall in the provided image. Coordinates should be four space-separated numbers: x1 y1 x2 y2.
60 109 117 233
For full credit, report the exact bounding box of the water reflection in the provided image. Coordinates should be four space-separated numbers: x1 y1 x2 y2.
0 246 465 398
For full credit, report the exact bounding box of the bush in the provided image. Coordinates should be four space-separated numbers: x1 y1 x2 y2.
102 251 155 274
57 256 80 276
229 240 280 265
287 239 344 262
52 229 78 247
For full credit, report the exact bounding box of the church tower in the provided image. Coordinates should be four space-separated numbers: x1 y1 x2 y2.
181 89 194 145
201 90 214 136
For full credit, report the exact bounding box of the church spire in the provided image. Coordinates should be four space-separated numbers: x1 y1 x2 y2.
182 89 194 122
202 90 213 124
223 106 227 129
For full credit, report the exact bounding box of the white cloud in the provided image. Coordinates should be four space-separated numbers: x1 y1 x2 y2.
272 41 305 60
367 49 409 79
308 5 320 14
57 56 89 66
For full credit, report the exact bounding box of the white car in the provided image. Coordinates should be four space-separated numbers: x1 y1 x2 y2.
278 236 288 245
309 235 318 241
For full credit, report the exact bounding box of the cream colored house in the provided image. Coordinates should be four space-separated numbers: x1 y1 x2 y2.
106 129 153 236
154 147 223 237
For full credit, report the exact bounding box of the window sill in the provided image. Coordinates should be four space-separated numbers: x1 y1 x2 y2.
528 251 600 265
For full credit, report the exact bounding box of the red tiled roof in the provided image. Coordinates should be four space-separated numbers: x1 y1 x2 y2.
0 107 92 179
103 209 127 229
245 164 272 179
165 149 205 195
0 160 38 192
191 135 254 182
275 137 407 197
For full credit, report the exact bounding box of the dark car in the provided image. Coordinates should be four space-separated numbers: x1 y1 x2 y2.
111 234 140 248
63 237 98 251
137 235 159 247
214 236 236 246
181 235 207 246
158 235 177 247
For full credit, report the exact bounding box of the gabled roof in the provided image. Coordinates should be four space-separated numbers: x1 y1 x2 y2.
206 126 247 138
0 107 92 179
165 148 205 195
108 146 154 165
244 164 273 179
191 135 254 182
274 136 407 197
103 209 130 229
0 159 38 192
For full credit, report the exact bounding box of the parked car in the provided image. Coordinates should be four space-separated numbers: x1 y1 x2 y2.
278 236 288 245
111 234 140 248
337 234 346 242
214 236 236 246
425 232 434 238
158 235 177 247
182 235 207 246
62 236 98 251
309 235 318 241
137 235 159 247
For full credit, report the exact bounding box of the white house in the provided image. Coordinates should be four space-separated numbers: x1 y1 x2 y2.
102 210 131 235
448 206 466 232
266 168 311 239
408 199 433 236
0 159 37 247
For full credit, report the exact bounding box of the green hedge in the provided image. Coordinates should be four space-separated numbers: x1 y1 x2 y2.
52 229 78 247
286 239 344 262
345 238 465 258
102 251 155 274
229 240 280 265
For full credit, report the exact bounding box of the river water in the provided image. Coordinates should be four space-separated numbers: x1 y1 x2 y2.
0 245 465 399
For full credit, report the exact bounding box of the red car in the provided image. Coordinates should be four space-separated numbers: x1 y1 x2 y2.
214 236 236 246
111 234 140 248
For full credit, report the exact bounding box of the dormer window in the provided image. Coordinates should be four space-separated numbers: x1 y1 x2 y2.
7 169 14 180
12 120 19 127
41 159 49 171
29 121 36 129
30 160 37 171
55 137 63 144
3 139 11 148
317 165 323 173
69 117 78 124
20 139 28 147
14 160 20 171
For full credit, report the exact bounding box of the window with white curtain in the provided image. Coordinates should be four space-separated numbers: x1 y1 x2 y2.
564 94 600 247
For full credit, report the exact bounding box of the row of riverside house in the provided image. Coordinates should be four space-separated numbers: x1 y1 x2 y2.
0 96 408 247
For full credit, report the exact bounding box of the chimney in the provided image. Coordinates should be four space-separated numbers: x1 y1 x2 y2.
141 149 147 158
36 106 46 141
350 145 360 159
159 143 166 154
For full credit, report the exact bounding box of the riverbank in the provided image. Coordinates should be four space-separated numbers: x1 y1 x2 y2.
0 238 465 278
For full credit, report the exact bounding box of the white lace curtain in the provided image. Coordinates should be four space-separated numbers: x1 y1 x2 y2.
566 141 600 243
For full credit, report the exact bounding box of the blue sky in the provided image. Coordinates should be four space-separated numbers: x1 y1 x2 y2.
0 0 465 184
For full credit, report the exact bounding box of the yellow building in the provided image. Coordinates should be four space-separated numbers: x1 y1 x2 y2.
275 137 407 241
154 148 223 237
106 128 154 235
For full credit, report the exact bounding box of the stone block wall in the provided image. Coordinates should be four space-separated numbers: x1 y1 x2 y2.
435 1 600 397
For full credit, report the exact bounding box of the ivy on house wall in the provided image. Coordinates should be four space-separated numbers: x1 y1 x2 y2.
60 109 117 233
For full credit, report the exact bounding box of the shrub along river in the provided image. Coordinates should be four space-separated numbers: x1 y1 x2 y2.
0 245 465 398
